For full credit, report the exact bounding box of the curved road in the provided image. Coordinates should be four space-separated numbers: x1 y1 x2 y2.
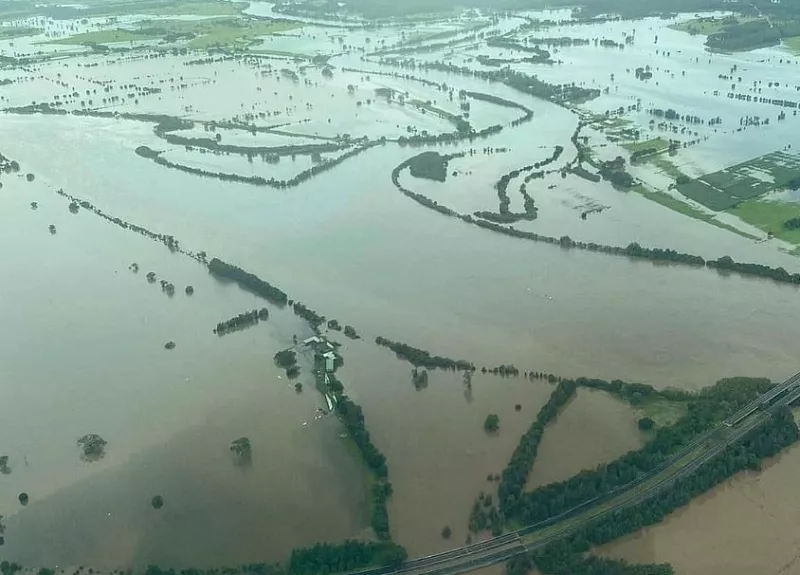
353 372 800 575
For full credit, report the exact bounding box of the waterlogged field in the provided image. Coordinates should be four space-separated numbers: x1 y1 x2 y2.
3 1 800 572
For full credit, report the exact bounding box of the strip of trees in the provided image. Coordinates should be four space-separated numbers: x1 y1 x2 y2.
497 380 578 514
375 336 474 371
516 405 798 575
215 308 269 335
501 377 774 523
208 258 288 306
327 375 392 539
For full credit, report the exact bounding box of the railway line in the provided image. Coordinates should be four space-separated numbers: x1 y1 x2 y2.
350 372 800 575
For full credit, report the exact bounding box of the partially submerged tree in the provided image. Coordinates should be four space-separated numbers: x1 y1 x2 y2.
484 414 499 433
77 434 107 461
151 495 164 510
230 437 252 463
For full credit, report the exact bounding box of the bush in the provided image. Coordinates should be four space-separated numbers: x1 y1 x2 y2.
274 349 297 368
638 417 656 431
484 414 500 432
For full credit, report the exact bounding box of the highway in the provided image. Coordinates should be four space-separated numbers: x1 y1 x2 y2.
351 372 800 575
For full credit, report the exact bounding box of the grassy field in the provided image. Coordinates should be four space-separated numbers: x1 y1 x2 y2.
149 1 249 16
49 28 161 45
675 150 800 211
187 20 300 49
638 398 688 428
0 26 41 39
632 185 757 240
785 36 800 55
48 18 301 49
670 15 759 36
621 137 670 154
731 199 800 244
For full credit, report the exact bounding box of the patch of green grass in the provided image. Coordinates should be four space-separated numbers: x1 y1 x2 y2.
731 199 800 244
649 154 688 181
632 185 757 240
0 26 41 39
621 137 670 154
669 15 759 36
149 1 248 16
785 36 800 55
186 20 301 49
48 18 302 49
48 28 160 45
637 398 688 428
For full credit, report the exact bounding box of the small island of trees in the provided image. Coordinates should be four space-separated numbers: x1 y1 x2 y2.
77 433 107 461
484 414 500 432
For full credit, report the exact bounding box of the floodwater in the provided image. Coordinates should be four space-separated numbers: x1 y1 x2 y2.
525 389 644 490
6 112 800 391
599 441 800 575
0 173 368 568
336 340 555 555
3 6 800 571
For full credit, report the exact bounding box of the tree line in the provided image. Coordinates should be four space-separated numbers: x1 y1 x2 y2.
111 539 407 575
507 554 671 575
327 375 392 539
391 156 800 288
502 377 774 522
374 336 474 371
214 308 269 335
497 380 578 515
208 258 288 306
516 405 798 575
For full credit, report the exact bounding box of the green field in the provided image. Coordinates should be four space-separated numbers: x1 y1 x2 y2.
731 199 800 244
676 151 800 211
0 26 41 39
632 185 757 240
148 1 249 16
670 15 759 36
49 28 160 45
48 18 301 49
621 137 670 154
785 36 800 55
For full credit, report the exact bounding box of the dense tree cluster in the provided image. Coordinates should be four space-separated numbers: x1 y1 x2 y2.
327 374 393 539
707 255 800 284
521 406 797 575
215 308 269 335
498 380 578 512
77 434 107 460
784 217 800 230
408 151 449 182
375 336 474 371
292 302 326 329
508 553 672 575
274 350 297 369
208 258 288 306
486 38 552 63
706 19 800 52
503 377 774 522
288 541 406 575
335 394 388 479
